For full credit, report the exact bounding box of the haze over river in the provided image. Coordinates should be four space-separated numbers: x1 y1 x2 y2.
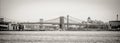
0 31 120 43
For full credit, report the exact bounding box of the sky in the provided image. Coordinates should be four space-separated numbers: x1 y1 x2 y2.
0 0 120 22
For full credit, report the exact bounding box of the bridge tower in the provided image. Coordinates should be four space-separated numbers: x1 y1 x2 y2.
117 14 118 21
67 15 69 30
59 16 65 30
40 19 44 29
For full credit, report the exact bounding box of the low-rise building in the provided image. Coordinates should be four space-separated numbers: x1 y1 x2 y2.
109 21 120 29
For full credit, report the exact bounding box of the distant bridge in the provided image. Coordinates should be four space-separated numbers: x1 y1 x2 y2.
18 15 85 30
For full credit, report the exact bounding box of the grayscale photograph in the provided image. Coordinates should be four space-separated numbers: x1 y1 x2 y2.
0 0 120 43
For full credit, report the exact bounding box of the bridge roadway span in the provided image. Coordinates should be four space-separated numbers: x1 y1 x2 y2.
19 22 103 26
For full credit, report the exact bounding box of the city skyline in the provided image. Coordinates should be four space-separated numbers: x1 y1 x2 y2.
0 0 120 22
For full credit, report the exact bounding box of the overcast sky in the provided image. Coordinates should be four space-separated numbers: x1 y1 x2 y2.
0 0 120 22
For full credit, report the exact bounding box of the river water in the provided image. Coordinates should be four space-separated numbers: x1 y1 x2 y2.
0 31 120 43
